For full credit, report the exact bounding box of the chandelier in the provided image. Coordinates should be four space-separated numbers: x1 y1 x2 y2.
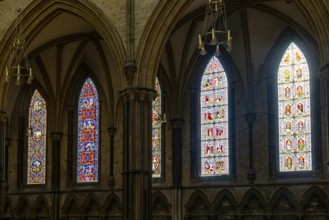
5 8 33 85
198 0 232 56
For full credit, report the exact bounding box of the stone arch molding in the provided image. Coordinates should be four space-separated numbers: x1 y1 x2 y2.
0 0 125 110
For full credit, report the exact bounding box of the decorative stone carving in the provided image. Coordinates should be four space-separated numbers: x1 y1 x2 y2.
124 62 137 86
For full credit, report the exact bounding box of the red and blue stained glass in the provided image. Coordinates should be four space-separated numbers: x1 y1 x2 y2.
278 43 312 172
77 78 99 182
200 56 229 176
152 78 162 178
28 90 47 184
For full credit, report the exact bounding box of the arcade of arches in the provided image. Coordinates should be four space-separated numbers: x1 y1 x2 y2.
0 0 329 219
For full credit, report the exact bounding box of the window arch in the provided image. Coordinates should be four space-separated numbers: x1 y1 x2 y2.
77 78 99 183
27 90 47 185
200 56 229 177
278 43 312 172
152 77 162 178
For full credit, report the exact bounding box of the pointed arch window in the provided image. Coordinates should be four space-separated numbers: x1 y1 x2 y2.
200 56 229 176
77 78 99 183
27 90 47 185
152 78 162 178
278 43 312 172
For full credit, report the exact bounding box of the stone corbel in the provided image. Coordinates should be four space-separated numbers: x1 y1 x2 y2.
124 62 137 86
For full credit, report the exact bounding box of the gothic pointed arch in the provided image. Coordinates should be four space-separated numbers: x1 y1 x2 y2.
212 189 237 216
102 193 123 217
269 187 297 215
239 189 267 216
185 190 211 218
62 194 81 216
300 186 329 215
4 197 14 217
152 191 171 217
32 195 50 218
15 196 32 217
81 193 101 217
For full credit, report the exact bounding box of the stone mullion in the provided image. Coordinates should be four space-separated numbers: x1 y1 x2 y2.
0 111 7 216
122 88 155 220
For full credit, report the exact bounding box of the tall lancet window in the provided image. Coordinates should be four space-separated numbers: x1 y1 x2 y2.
278 43 312 172
200 56 229 176
27 90 47 185
77 78 99 182
152 78 162 178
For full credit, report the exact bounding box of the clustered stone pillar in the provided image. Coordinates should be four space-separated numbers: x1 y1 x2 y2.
51 132 63 219
121 87 156 220
0 110 7 216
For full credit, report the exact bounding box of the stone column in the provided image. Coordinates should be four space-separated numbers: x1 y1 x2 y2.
170 119 184 220
245 112 256 183
0 111 7 216
51 132 63 220
107 127 116 187
66 105 74 186
121 87 156 220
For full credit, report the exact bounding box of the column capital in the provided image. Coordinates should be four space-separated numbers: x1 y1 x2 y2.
0 111 8 123
50 132 63 141
170 119 184 128
245 112 256 123
107 127 117 136
120 87 157 102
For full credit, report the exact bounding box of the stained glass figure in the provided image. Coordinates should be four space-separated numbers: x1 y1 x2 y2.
200 56 229 176
27 90 47 184
77 78 99 182
278 43 312 172
152 78 162 178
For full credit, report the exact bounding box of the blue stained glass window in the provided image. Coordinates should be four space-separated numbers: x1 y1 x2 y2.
77 78 99 182
27 90 47 184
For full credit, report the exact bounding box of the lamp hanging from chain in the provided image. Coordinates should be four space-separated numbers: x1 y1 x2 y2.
4 8 33 85
198 0 232 56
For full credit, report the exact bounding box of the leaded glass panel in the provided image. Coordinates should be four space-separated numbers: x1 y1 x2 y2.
152 78 162 178
200 56 229 176
77 78 99 182
27 90 47 185
278 43 312 172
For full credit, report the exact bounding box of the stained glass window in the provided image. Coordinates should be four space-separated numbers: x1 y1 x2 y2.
152 78 162 178
77 78 99 182
27 90 47 185
200 56 229 176
278 43 312 172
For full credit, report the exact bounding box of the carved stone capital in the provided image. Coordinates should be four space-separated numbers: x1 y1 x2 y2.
244 113 256 123
124 62 137 86
121 87 157 102
50 132 63 141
